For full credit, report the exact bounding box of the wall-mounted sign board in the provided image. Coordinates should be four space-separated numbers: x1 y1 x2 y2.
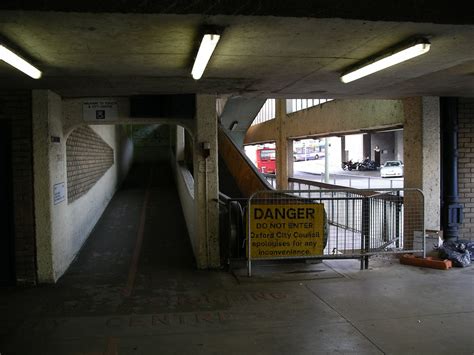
83 101 118 121
53 182 65 205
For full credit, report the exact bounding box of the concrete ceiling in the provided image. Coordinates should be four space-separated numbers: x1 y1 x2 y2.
0 10 473 98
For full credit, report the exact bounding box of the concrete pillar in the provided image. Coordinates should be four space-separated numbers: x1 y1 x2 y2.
33 90 54 283
324 138 330 183
363 134 371 159
275 99 290 189
287 139 294 180
176 125 185 161
193 95 220 268
422 97 441 230
403 97 441 239
341 136 346 162
32 90 64 283
394 130 404 161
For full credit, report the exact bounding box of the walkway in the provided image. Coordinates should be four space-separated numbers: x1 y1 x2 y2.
0 163 473 354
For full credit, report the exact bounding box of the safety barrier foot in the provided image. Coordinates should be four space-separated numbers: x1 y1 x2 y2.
400 254 452 270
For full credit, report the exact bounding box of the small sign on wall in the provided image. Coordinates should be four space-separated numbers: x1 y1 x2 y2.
53 182 66 205
83 100 118 121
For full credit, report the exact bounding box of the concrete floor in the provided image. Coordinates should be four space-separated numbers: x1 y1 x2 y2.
1 164 474 355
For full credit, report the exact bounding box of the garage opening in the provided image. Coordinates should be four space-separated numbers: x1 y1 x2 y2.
292 130 404 189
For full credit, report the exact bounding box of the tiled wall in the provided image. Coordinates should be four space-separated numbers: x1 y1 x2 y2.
66 126 114 203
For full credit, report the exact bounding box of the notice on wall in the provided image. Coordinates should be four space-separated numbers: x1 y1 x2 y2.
83 100 118 121
248 203 325 259
53 182 66 205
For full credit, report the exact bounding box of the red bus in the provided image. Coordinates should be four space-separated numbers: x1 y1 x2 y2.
256 147 276 174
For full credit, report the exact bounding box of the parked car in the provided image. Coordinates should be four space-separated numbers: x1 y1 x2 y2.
293 151 325 161
293 152 306 161
380 160 404 178
312 151 325 160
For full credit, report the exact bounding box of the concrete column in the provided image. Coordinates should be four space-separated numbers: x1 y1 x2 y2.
176 125 185 161
403 97 441 238
403 98 423 190
363 134 371 159
341 136 346 162
394 130 404 161
324 138 330 183
287 139 294 180
33 90 54 283
33 90 64 283
422 97 441 230
275 99 290 189
193 95 220 268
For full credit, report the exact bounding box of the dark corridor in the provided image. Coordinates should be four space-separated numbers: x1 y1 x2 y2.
0 163 231 354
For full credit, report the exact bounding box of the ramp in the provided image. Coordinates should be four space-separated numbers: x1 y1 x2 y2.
218 126 271 198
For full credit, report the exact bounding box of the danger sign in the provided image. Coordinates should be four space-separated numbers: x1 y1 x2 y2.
248 203 325 259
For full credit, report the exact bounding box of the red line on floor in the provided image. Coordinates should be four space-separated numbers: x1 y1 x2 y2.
123 167 153 297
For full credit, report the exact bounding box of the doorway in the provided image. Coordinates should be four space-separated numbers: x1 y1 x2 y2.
0 123 15 285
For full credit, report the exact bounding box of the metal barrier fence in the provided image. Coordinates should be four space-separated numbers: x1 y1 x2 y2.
246 188 425 276
263 174 403 190
293 174 404 189
263 173 276 188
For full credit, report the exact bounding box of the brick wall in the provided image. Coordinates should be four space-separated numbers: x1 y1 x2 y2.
0 90 37 285
458 97 474 239
66 126 114 203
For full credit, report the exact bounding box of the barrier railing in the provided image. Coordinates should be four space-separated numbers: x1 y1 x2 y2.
289 175 404 189
263 173 276 188
246 188 425 276
263 174 403 190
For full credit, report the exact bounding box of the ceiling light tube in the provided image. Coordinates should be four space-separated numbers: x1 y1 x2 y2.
341 39 430 84
0 44 42 79
191 34 220 80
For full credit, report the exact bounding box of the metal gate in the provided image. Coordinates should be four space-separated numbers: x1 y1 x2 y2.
246 188 425 276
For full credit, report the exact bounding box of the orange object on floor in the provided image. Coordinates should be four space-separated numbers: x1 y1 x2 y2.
400 254 452 270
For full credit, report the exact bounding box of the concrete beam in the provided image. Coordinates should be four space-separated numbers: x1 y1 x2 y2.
219 97 266 148
2 2 473 24
245 99 404 145
244 119 277 145
62 97 195 137
218 128 270 197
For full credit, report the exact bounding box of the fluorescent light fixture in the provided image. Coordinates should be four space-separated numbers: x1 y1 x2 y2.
191 34 220 80
0 44 42 79
341 39 430 83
